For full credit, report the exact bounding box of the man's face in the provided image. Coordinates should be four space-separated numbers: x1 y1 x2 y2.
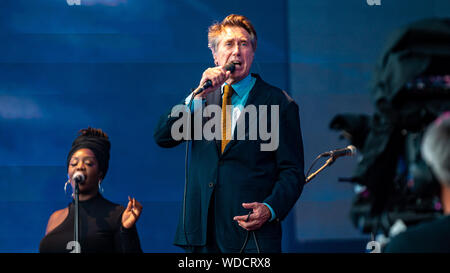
213 26 255 84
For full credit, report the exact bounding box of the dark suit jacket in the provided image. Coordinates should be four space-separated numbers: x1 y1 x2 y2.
153 74 305 252
383 215 450 253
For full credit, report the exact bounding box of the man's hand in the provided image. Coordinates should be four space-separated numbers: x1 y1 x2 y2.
194 66 231 99
233 202 271 231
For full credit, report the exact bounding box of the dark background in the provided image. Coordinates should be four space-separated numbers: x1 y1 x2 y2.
0 0 449 252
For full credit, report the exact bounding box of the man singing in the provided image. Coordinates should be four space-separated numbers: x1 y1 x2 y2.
154 14 305 253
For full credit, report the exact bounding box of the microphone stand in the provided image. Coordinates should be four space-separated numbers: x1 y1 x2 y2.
305 146 357 184
305 156 336 184
74 180 81 253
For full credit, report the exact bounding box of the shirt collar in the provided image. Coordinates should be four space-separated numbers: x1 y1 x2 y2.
221 74 253 98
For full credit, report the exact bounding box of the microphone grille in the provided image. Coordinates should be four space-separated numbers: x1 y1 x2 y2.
347 145 357 156
224 63 235 73
73 171 86 183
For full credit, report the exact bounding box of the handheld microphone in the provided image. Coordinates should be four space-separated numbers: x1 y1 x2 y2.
72 171 86 184
193 63 236 96
320 145 357 158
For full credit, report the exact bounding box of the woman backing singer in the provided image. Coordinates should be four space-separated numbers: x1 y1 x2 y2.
39 127 143 253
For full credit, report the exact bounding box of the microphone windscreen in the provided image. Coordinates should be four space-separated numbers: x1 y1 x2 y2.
224 63 235 73
347 145 357 156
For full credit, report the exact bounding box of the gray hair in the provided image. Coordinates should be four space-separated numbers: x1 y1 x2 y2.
421 112 450 187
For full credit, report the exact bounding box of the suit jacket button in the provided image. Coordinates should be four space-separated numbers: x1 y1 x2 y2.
209 182 214 188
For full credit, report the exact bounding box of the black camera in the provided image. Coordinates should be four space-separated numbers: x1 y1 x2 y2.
329 18 450 237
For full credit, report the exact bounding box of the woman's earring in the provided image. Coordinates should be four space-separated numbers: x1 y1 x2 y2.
64 180 70 195
98 180 104 194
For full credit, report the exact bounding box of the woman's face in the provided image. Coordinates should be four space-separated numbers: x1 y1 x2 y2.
68 148 102 194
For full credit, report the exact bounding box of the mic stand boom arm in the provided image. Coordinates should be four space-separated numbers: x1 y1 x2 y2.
305 156 336 184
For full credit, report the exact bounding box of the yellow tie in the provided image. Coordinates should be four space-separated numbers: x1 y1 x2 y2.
221 84 234 153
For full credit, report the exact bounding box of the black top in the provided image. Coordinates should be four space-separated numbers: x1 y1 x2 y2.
39 194 142 253
384 215 450 253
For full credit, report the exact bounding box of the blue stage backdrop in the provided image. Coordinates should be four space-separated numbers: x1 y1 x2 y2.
0 0 449 252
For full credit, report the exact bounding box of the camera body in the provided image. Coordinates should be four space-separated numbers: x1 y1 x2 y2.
329 18 450 237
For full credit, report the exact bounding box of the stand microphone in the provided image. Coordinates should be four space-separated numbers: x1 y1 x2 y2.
319 145 356 159
72 171 85 253
305 145 357 184
73 172 85 184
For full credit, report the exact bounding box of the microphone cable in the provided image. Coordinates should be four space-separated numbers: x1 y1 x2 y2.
182 63 235 251
239 211 261 253
182 90 197 250
239 231 261 254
